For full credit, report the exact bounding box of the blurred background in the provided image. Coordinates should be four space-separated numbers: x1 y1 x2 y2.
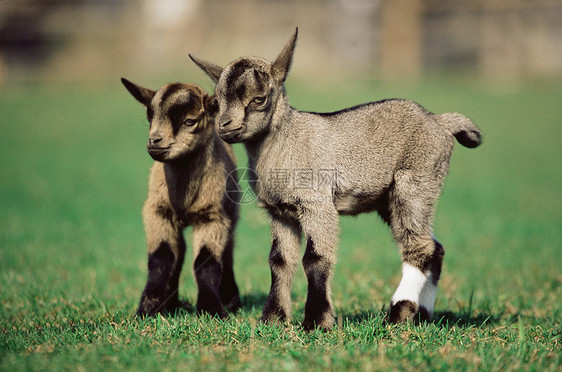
1 0 561 85
1 4 561 365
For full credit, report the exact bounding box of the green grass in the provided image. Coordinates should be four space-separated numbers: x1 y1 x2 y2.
0 76 560 371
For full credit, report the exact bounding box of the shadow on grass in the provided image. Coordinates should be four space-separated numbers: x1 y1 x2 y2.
159 293 505 330
156 293 268 318
337 308 502 328
239 292 268 312
433 310 501 327
152 300 196 318
338 310 385 325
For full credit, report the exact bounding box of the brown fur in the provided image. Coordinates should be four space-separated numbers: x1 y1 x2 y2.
121 78 241 317
190 28 482 330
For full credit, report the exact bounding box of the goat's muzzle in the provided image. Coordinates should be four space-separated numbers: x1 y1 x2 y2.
217 116 244 143
147 139 172 162
218 127 244 144
148 136 163 147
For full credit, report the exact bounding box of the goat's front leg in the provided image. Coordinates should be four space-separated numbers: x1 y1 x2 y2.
260 217 302 324
138 206 186 317
300 205 339 331
192 219 234 318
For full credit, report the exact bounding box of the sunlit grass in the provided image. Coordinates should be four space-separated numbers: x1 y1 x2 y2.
1 77 560 370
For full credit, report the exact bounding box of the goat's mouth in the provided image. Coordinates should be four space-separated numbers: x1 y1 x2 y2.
147 146 171 161
218 126 245 143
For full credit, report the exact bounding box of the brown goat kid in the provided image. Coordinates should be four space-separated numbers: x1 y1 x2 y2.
190 29 482 330
121 78 241 318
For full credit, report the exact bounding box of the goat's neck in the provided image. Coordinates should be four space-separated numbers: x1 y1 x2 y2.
164 138 213 179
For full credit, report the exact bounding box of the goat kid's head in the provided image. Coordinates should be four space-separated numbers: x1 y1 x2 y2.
121 79 219 162
189 28 298 144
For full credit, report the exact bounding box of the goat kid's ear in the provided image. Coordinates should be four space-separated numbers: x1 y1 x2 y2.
271 27 298 84
121 78 156 106
204 95 219 117
189 54 223 83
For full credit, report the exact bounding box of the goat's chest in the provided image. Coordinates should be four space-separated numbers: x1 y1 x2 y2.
253 169 307 222
167 179 211 225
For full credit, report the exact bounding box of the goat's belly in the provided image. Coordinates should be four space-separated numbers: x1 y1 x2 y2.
334 190 384 216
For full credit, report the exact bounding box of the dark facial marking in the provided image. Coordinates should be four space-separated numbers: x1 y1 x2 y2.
225 60 255 88
252 69 268 93
235 82 247 100
168 103 190 124
160 83 185 103
158 86 205 136
225 60 270 100
168 101 201 136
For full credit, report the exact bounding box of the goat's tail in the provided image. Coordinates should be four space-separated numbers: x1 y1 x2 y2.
434 113 482 148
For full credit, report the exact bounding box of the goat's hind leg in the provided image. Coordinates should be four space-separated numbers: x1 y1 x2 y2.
218 234 241 312
166 232 190 311
192 221 232 318
389 237 444 323
387 170 445 323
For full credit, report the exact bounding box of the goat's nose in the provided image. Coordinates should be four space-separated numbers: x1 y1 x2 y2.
219 120 232 129
148 137 162 146
219 115 232 129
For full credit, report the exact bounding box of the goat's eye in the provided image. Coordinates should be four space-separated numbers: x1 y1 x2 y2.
252 96 266 105
183 118 198 126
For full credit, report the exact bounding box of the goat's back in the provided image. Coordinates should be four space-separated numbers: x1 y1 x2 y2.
297 99 453 161
284 99 459 196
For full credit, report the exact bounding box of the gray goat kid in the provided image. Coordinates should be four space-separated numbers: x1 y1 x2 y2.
121 78 241 318
190 28 482 330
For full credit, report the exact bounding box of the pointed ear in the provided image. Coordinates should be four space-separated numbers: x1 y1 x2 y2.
121 78 155 106
271 28 298 83
189 54 223 83
204 95 219 117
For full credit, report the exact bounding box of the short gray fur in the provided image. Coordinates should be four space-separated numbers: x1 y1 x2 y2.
190 28 482 329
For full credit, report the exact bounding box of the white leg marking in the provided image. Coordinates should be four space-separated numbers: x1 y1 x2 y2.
419 278 437 317
391 264 428 305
